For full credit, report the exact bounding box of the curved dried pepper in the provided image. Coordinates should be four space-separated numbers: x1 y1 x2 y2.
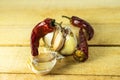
62 16 94 62
62 16 94 40
73 28 88 62
31 18 56 56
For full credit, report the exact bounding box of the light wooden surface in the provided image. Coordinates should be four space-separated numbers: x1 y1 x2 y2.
0 0 120 80
0 47 120 75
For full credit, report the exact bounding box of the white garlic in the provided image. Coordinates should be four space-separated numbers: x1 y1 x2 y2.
60 27 77 55
43 26 65 51
51 29 65 51
43 32 54 47
43 25 77 56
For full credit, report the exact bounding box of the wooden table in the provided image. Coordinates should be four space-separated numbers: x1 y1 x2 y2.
0 0 120 80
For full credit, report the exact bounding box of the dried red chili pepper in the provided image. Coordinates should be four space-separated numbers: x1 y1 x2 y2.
73 28 88 62
62 15 94 62
31 18 56 56
62 16 94 40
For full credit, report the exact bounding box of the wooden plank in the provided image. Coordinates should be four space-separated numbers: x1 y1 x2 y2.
0 0 120 9
0 74 119 80
0 8 120 25
0 47 120 75
0 23 120 45
0 8 120 45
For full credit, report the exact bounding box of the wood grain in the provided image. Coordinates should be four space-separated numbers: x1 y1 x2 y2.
0 0 120 79
0 0 120 9
0 8 120 25
0 47 119 76
0 74 119 80
0 8 120 45
0 23 120 45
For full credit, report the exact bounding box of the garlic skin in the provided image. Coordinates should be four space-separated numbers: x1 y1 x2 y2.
27 51 57 75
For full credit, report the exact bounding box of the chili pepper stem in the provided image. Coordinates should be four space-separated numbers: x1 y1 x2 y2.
55 22 63 29
62 15 71 20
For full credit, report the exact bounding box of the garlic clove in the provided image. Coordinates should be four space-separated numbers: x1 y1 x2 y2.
51 30 65 51
43 26 65 51
60 28 77 55
43 32 54 47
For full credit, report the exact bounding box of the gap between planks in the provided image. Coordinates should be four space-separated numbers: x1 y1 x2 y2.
0 72 120 77
0 74 119 80
1 45 120 47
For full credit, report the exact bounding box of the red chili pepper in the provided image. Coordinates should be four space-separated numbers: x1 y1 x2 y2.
73 28 88 62
31 18 56 56
62 15 94 62
62 16 94 40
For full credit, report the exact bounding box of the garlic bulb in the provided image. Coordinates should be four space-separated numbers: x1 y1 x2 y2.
43 25 77 56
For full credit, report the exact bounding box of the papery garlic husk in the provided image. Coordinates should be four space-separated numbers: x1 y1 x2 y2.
27 50 57 75
60 27 77 55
